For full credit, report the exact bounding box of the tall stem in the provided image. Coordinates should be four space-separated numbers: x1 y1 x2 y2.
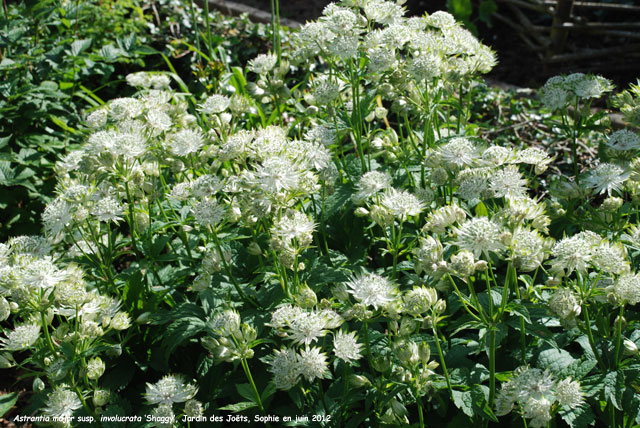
432 325 453 399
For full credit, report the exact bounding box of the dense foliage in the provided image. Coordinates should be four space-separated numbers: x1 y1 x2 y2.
2 1 640 427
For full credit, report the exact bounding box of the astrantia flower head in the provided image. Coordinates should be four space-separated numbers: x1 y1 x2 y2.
347 272 396 309
333 330 363 363
518 147 553 174
548 287 581 321
199 94 230 114
424 204 466 234
43 386 82 420
550 232 599 276
248 53 278 75
490 165 528 200
91 196 124 223
297 346 330 382
403 286 438 316
0 322 40 351
270 348 300 390
606 129 640 151
436 137 478 169
555 378 584 409
169 129 205 157
614 272 640 305
380 188 424 220
454 217 504 258
353 171 392 203
145 374 198 405
584 163 629 195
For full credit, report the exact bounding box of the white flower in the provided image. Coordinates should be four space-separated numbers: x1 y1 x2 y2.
353 171 392 203
490 165 528 200
43 386 82 420
548 287 581 320
606 130 640 151
556 378 584 409
346 272 396 309
0 322 40 351
42 198 73 237
454 217 504 258
380 188 424 220
436 137 478 169
297 346 330 382
193 197 226 227
584 163 629 195
199 94 230 114
248 53 277 75
550 233 596 275
614 273 640 305
91 196 124 223
145 374 198 405
333 330 362 363
424 204 466 234
169 129 205 156
270 348 300 390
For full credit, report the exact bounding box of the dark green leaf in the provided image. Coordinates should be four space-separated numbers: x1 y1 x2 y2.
559 404 595 428
537 348 576 373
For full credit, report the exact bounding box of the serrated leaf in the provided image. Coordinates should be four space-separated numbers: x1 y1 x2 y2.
0 392 18 417
70 39 91 56
603 370 624 410
219 401 257 412
537 348 576 373
559 404 595 428
323 183 353 218
560 359 597 380
452 389 474 417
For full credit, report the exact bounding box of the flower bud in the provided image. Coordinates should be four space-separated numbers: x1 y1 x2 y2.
87 357 105 380
32 377 45 392
93 389 110 407
349 374 371 388
623 339 638 356
0 297 9 322
417 342 431 364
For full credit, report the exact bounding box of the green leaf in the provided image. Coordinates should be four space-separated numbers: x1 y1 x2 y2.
0 392 18 417
603 370 624 410
537 348 576 373
219 401 257 412
447 0 473 21
236 383 257 402
70 39 92 56
323 182 353 218
470 384 498 422
478 0 497 25
474 201 488 217
452 389 474 417
560 358 597 380
559 404 595 428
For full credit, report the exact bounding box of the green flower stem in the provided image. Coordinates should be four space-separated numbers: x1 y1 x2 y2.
240 358 266 414
446 274 482 323
348 60 367 173
432 325 453 399
513 277 527 364
74 384 98 420
212 231 260 309
488 326 496 408
41 312 56 354
417 397 425 428
614 305 625 369
582 305 606 370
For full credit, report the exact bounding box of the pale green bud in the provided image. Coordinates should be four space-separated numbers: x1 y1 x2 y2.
349 374 371 388
93 389 110 407
33 377 45 392
87 357 105 380
623 339 638 356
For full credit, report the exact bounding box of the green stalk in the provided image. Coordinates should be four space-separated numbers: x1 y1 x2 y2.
241 358 266 413
488 326 496 407
582 305 606 370
417 397 425 428
432 325 453 399
613 305 625 369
